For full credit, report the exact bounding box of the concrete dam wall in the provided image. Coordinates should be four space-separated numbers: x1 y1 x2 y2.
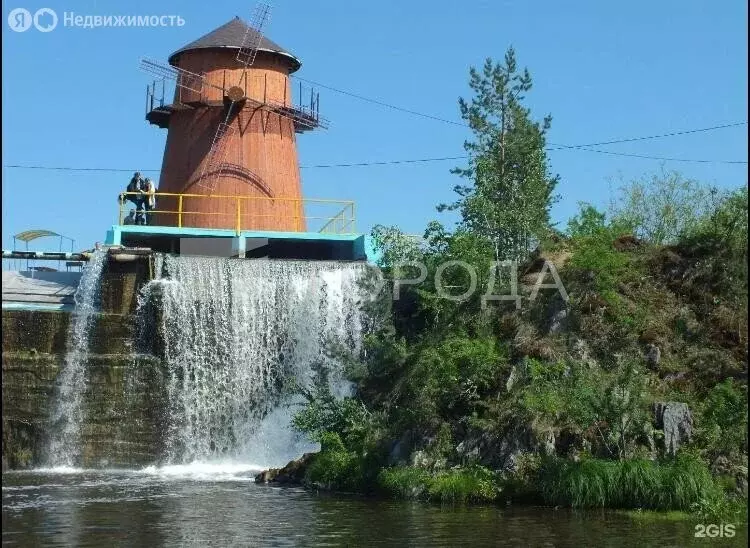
2 250 367 470
2 254 167 469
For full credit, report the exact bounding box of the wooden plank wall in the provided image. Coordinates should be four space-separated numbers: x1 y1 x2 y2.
154 50 307 232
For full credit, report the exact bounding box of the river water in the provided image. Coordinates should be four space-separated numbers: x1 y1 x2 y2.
4 467 745 547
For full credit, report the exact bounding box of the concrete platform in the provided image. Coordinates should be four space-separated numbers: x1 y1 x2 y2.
105 225 369 261
2 271 81 310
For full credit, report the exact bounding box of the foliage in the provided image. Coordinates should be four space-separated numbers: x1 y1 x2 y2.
440 48 559 262
292 390 379 454
566 203 634 293
370 224 424 269
691 493 749 523
304 433 366 492
695 380 749 461
538 455 719 510
514 359 650 460
608 168 712 245
683 186 748 250
428 466 500 502
289 46 747 518
687 186 748 257
594 362 651 459
377 466 433 499
403 336 508 424
378 465 500 503
679 186 748 302
567 204 608 239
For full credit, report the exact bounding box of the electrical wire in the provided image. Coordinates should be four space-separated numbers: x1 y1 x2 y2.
4 144 747 174
292 75 747 150
3 79 747 173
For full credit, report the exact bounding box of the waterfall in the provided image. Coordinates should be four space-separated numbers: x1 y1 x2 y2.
150 255 367 466
45 249 108 466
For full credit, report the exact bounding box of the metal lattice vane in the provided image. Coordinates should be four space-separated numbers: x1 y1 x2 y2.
236 3 272 67
140 58 206 95
138 1 328 194
198 2 272 191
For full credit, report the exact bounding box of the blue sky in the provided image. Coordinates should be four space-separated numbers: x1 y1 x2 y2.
2 0 747 251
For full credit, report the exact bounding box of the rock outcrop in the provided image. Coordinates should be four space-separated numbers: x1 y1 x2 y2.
653 402 693 455
455 426 548 473
254 452 317 486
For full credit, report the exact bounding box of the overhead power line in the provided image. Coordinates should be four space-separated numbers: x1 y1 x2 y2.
4 146 747 175
291 75 469 128
4 72 747 172
301 156 467 168
293 75 747 149
550 122 749 150
550 147 749 164
1 165 159 173
2 79 747 175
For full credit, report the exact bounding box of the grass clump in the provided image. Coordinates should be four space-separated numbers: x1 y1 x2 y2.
538 456 720 511
378 466 500 503
377 467 432 499
427 466 499 503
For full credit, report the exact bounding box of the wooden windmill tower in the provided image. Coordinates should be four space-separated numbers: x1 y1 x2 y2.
142 4 327 232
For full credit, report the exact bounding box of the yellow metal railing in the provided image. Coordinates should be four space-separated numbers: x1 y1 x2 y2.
117 192 356 234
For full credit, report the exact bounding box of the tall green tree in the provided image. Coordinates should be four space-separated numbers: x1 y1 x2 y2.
440 47 559 262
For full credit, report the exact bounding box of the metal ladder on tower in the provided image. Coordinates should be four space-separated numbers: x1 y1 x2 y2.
198 122 236 189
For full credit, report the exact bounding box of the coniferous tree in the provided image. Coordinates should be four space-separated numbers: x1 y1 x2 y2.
441 47 560 262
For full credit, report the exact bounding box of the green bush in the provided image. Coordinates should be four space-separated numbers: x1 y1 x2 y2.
696 380 749 460
566 203 635 294
319 431 346 453
691 493 749 523
538 458 617 508
304 433 365 492
609 169 711 245
292 393 379 454
661 457 718 511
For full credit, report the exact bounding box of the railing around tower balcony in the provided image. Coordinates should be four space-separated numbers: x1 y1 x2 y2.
116 192 356 235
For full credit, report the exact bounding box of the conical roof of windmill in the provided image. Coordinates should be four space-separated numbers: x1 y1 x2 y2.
168 16 301 73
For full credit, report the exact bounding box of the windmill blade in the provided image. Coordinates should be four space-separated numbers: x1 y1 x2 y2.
236 2 272 68
262 97 330 130
140 58 218 95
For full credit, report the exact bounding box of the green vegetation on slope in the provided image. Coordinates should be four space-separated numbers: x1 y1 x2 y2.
288 47 748 519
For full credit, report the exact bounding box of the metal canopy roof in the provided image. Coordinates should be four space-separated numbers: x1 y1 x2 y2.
168 16 301 73
13 230 63 242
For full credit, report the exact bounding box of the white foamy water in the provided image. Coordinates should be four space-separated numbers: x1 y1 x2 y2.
136 462 263 482
147 256 368 467
15 463 261 485
45 249 108 467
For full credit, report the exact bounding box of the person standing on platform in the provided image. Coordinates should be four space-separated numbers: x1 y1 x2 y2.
126 172 144 206
143 178 157 225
